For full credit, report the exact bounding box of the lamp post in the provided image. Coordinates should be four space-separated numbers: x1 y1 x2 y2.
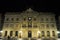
0 31 3 37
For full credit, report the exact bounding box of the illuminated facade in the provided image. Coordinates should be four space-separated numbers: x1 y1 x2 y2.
1 8 58 39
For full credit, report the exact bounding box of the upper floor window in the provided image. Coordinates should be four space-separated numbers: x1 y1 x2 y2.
16 18 19 21
33 25 37 28
6 18 9 21
40 18 44 22
11 18 14 21
15 24 18 27
51 24 54 27
10 24 14 27
46 18 49 21
51 18 54 21
46 24 49 28
34 18 36 21
41 24 44 28
22 24 26 28
24 18 26 21
28 24 32 28
5 24 9 27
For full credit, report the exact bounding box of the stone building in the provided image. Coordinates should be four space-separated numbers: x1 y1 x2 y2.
1 8 58 39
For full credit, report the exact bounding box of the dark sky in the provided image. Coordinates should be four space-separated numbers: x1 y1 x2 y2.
0 0 60 15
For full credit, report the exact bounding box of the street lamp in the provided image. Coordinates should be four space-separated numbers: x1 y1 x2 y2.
57 31 60 33
19 31 22 33
19 31 23 36
37 31 40 34
0 31 3 33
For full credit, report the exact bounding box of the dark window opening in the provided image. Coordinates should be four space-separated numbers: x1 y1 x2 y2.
24 18 26 21
28 24 32 28
51 24 54 27
28 31 32 38
6 18 9 21
52 31 55 36
41 31 45 37
46 24 49 28
47 31 50 37
10 31 13 36
34 18 36 21
22 24 26 28
11 18 14 21
33 25 37 28
5 31 7 36
16 18 19 21
15 31 18 36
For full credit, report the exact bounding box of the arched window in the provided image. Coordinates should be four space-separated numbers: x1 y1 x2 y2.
15 31 18 36
41 31 45 37
47 31 50 37
52 31 55 36
10 31 13 36
4 31 7 36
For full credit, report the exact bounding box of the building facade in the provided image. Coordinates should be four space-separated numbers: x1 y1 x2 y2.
1 8 58 39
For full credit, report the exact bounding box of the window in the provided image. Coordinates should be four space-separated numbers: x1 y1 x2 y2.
46 18 48 21
6 18 9 21
15 24 18 27
52 31 55 36
51 18 54 21
10 31 13 36
16 18 19 21
47 31 50 37
28 24 32 28
24 18 26 21
15 31 18 36
28 17 32 21
11 18 14 21
41 31 45 37
51 24 54 27
46 24 49 28
4 31 7 36
40 18 44 22
34 18 36 21
33 25 37 28
41 24 44 28
10 24 14 27
22 24 26 28
28 22 32 28
5 24 9 27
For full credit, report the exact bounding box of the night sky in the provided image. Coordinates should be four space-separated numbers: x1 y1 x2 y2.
0 0 60 15
0 0 60 30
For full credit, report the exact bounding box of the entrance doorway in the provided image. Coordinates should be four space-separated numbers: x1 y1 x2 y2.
28 31 32 38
